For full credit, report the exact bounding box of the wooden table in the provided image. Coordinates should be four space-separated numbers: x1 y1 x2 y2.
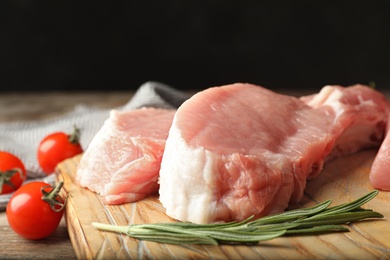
1 87 389 259
0 91 133 259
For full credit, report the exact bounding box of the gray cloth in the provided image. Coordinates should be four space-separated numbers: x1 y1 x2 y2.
0 81 189 211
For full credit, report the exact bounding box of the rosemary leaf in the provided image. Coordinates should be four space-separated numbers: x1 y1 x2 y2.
248 199 332 226
128 231 218 245
196 229 286 243
312 190 379 217
293 211 383 228
92 190 383 245
285 225 349 235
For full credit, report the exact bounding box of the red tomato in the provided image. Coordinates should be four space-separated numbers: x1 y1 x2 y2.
0 151 26 194
37 127 83 174
6 181 66 240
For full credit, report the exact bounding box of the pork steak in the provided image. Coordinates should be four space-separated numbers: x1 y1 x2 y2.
76 107 176 204
159 83 388 224
370 113 390 190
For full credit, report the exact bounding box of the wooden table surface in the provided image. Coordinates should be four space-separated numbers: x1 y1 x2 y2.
0 88 389 259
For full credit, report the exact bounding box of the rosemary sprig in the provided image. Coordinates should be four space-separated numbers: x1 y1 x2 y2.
92 190 383 245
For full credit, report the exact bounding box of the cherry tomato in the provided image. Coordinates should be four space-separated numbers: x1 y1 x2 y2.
0 151 26 194
6 181 66 240
37 126 83 174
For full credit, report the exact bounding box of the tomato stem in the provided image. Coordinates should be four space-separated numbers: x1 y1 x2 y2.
68 125 81 145
0 168 23 193
41 181 67 212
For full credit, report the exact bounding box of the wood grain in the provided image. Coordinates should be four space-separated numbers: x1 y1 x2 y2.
0 221 77 260
57 149 390 259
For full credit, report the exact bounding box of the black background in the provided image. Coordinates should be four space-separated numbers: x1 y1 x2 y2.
1 1 390 92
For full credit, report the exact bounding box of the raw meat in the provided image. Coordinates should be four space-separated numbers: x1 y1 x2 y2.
301 85 388 161
76 107 175 204
159 83 388 224
370 113 390 190
302 85 390 190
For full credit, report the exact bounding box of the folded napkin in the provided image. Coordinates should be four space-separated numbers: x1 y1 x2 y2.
0 81 189 211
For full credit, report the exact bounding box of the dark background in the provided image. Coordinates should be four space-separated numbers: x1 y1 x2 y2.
1 1 390 93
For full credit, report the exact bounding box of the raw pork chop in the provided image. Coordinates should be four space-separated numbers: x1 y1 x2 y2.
76 107 175 204
159 83 388 224
302 85 390 190
301 85 388 162
370 112 390 190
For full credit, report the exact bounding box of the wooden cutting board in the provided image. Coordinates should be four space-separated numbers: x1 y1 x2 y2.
57 149 390 259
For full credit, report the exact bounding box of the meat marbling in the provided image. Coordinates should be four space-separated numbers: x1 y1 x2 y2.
159 83 388 224
76 107 175 204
